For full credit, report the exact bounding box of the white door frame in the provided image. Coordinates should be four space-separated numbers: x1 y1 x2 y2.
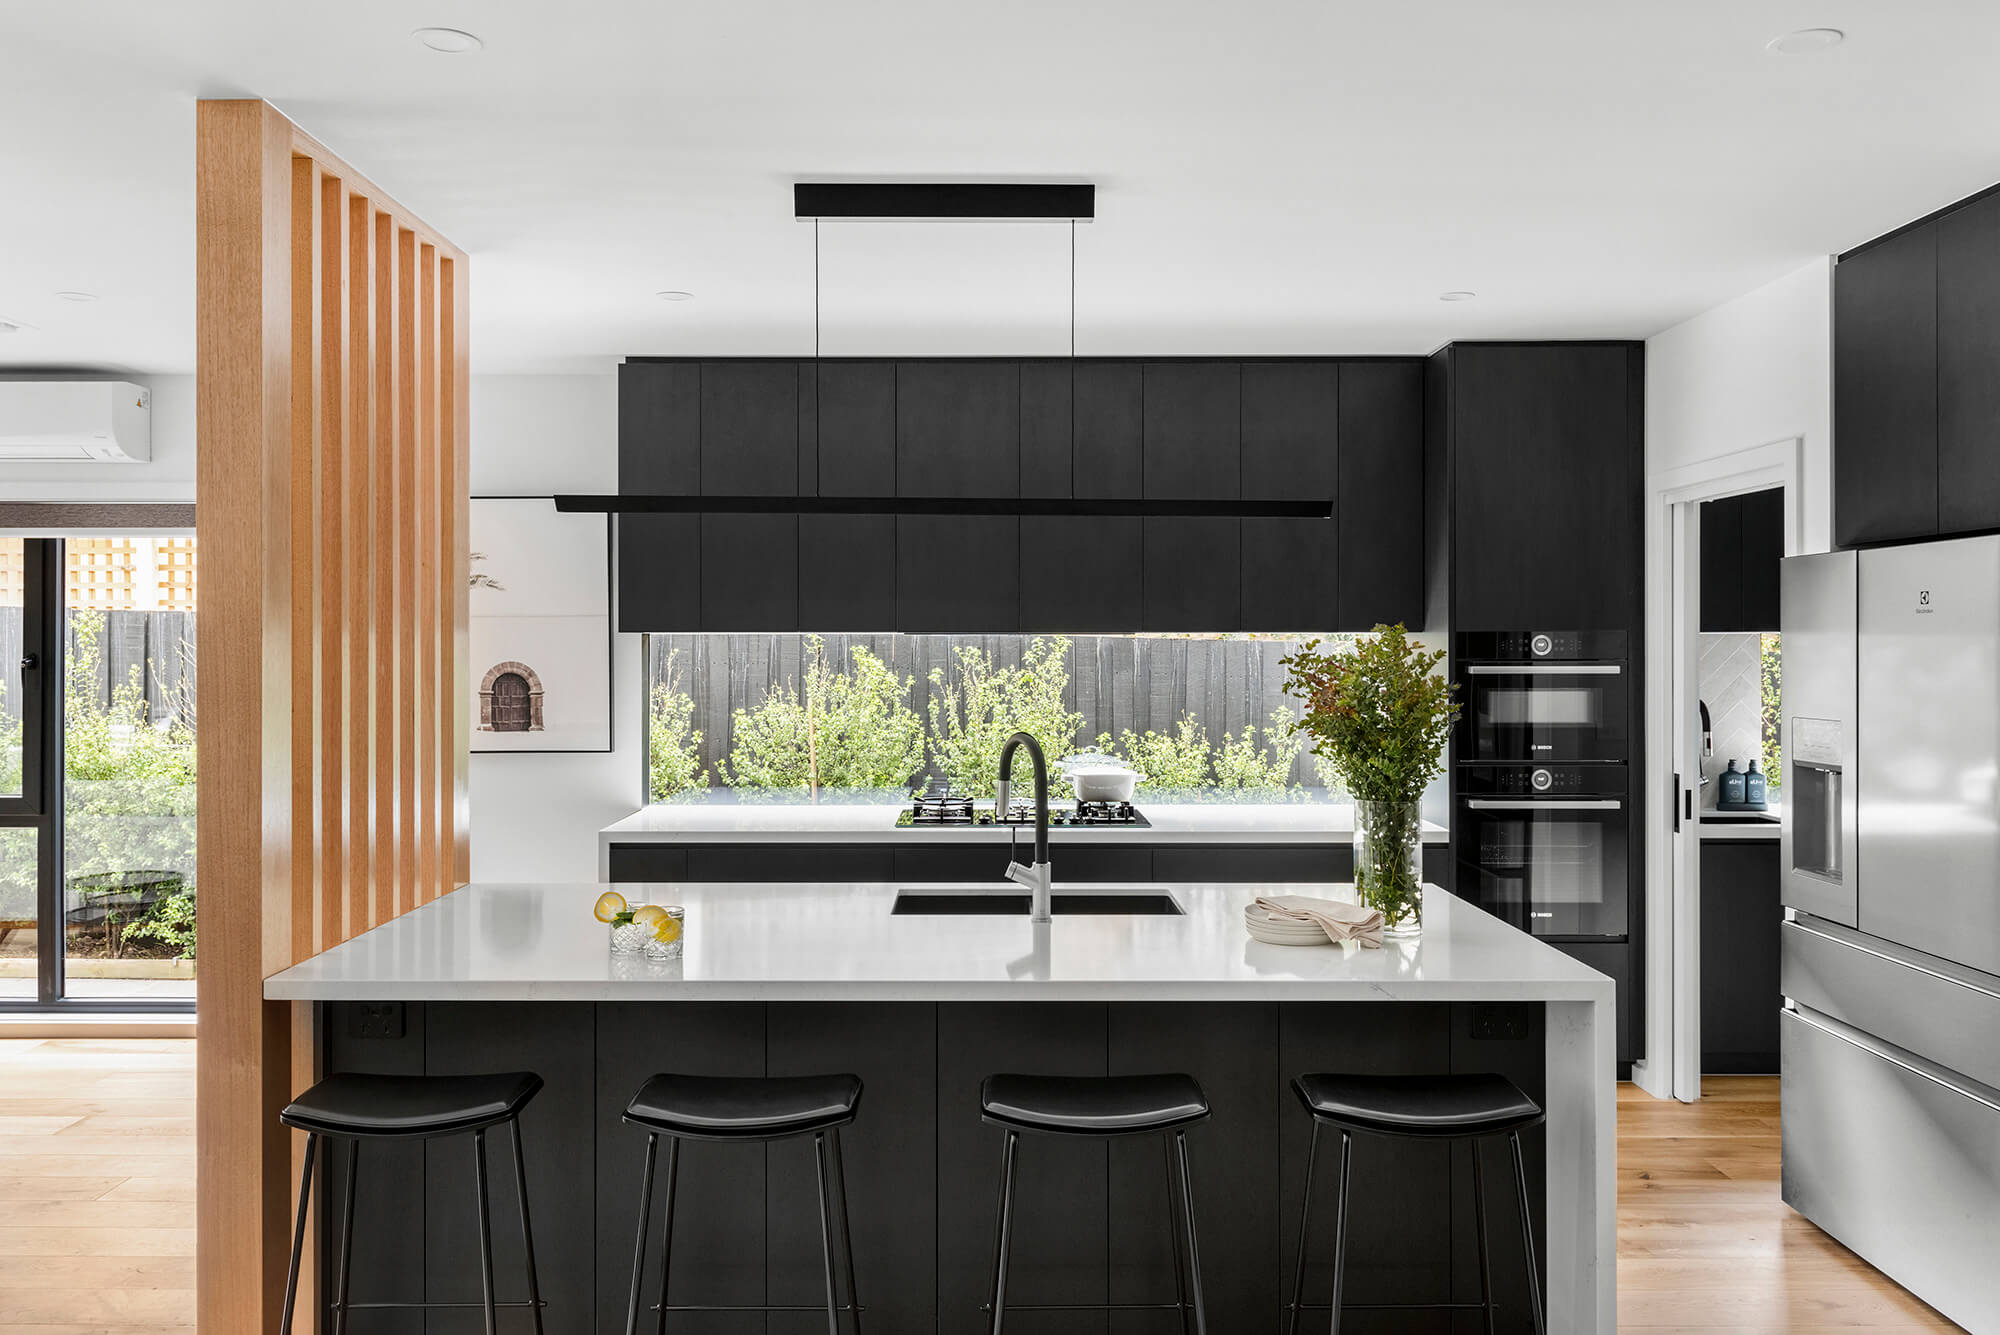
1633 437 1805 1102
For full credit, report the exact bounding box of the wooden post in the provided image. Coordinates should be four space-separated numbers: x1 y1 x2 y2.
195 98 468 1334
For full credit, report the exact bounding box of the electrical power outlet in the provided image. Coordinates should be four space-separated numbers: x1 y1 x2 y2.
348 1001 406 1040
1468 1003 1532 1041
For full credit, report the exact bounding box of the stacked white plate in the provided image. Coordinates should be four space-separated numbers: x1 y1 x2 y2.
1243 904 1333 947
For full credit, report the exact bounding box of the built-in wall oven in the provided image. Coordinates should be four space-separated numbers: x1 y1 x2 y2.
1455 631 1630 939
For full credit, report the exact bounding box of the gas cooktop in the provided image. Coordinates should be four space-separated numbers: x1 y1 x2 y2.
897 787 1150 829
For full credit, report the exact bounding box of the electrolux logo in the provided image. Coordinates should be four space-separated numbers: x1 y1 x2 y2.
1916 589 1933 615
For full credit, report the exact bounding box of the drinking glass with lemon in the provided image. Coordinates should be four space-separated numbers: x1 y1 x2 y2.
595 891 685 958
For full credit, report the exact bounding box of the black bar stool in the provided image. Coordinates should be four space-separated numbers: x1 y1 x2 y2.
1284 1072 1545 1335
621 1072 865 1335
979 1072 1211 1335
278 1070 546 1335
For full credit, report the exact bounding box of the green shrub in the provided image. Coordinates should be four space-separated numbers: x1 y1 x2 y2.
926 637 1083 798
1097 714 1211 792
647 652 706 801
725 637 925 791
1212 709 1307 793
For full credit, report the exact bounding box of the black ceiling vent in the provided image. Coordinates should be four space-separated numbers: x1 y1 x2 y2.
793 182 1094 222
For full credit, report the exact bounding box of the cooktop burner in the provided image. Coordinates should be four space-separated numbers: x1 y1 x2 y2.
898 787 1150 829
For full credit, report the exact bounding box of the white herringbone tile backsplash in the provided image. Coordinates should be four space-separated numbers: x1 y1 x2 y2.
1699 632 1767 806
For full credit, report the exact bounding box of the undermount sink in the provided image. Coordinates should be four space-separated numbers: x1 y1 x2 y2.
891 886 1185 916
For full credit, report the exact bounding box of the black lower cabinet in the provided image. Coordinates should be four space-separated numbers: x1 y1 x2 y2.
324 1000 1547 1335
1552 941 1638 1071
1699 838 1782 1073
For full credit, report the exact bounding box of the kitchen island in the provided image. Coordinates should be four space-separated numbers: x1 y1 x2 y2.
268 883 1613 1333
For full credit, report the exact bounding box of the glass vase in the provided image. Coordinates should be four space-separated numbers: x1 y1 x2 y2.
1353 799 1424 938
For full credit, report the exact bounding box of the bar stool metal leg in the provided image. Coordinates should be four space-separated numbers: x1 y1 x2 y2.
653 1136 681 1335
814 1132 841 1335
1326 1131 1352 1335
1471 1139 1496 1335
984 1129 1021 1335
1285 1119 1322 1335
624 1135 659 1335
331 1141 359 1335
473 1128 499 1335
1170 1130 1209 1335
278 1133 318 1335
1162 1134 1192 1335
828 1126 863 1335
1508 1131 1546 1335
510 1118 546 1335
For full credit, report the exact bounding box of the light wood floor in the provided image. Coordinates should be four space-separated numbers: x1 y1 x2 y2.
0 1044 1963 1333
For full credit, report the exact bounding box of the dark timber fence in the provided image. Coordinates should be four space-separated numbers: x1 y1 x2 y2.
646 632 1342 788
0 608 196 726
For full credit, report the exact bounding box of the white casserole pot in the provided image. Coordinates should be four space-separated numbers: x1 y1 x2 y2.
1061 754 1143 803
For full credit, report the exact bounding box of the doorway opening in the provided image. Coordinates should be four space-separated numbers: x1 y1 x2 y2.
0 533 198 1011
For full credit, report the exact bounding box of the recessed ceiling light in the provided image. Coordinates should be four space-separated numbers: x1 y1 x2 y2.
1439 291 1477 302
1767 28 1844 55
656 290 695 302
56 291 98 303
413 27 482 53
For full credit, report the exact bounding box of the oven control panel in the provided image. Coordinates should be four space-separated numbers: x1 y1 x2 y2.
1458 763 1627 797
1457 629 1628 662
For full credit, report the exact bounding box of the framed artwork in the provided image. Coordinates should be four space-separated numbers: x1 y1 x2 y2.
469 497 612 753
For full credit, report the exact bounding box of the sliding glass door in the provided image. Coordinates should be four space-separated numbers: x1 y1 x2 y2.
0 535 198 1010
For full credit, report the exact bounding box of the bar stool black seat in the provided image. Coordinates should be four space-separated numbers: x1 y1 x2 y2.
978 1072 1212 1335
1286 1071 1546 1335
621 1072 864 1334
277 1071 546 1335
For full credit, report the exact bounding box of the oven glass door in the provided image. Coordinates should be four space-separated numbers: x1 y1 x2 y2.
1467 665 1628 763
1458 797 1629 937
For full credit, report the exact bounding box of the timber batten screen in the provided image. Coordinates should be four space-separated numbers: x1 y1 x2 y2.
195 98 468 1334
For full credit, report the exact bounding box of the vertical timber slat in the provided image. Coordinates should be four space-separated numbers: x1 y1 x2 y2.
196 98 469 1335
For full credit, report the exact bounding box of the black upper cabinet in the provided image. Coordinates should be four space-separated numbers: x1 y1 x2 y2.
1019 361 1073 498
618 361 700 493
1144 362 1241 499
698 361 799 496
1449 344 1640 631
1699 494 1744 633
1834 222 1939 546
1241 363 1337 502
1020 517 1142 632
898 516 1017 632
700 515 798 631
816 361 897 496
1702 489 1783 633
1337 360 1424 629
1071 362 1143 498
1242 520 1336 631
617 515 700 633
800 515 896 631
1143 517 1240 631
897 361 1019 497
1939 192 2000 536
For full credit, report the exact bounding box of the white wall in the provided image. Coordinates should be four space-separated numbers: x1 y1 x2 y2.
0 372 196 503
466 373 641 882
1637 255 1833 1097
1646 257 1833 552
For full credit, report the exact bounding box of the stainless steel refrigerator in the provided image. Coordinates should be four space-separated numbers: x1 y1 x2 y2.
1781 537 2000 1334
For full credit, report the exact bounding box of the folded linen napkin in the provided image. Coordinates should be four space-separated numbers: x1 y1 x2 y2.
1251 895 1385 949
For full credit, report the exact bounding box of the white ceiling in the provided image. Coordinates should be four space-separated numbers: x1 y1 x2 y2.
4 0 2000 375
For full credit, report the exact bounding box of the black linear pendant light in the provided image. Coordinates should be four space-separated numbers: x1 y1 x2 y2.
556 182 1332 521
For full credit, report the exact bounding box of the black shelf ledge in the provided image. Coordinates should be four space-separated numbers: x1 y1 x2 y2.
554 495 1332 519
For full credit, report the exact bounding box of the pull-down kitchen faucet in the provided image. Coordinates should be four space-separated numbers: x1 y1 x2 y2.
994 731 1053 923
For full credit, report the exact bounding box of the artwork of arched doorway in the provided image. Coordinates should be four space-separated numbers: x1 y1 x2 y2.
477 660 546 732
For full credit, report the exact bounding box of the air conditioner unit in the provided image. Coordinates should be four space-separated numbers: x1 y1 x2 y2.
0 381 151 463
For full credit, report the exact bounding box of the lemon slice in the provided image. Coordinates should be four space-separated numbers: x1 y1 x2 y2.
593 890 630 924
652 915 683 945
630 904 670 930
